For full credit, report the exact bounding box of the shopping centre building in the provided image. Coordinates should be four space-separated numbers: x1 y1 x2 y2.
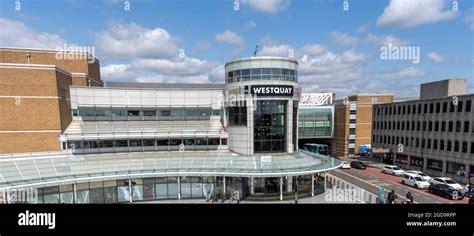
0 48 341 203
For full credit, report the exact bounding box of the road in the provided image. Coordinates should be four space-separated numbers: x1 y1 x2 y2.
330 167 469 204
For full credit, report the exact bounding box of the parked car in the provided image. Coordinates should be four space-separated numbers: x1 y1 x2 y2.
350 161 366 170
429 177 463 191
462 185 474 198
405 170 432 182
382 165 404 176
401 173 430 189
428 184 464 200
340 161 351 169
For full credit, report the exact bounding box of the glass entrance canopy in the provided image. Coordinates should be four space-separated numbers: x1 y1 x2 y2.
0 150 341 190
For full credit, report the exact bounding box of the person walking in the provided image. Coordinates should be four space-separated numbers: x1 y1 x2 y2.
406 191 414 204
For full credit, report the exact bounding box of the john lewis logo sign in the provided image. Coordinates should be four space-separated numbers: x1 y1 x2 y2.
251 85 293 96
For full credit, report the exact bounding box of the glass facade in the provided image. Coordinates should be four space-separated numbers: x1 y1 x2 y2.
73 107 220 120
226 68 297 83
28 177 248 203
66 138 225 153
254 100 287 153
298 107 333 137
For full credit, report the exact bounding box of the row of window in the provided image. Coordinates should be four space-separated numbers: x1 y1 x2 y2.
375 99 472 116
373 135 474 154
64 138 227 150
374 120 473 133
226 68 298 83
73 108 221 118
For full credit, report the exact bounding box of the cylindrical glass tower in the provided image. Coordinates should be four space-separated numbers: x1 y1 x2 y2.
224 56 301 155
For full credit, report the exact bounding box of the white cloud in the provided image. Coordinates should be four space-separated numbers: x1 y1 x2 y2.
214 30 244 46
297 44 326 57
363 33 409 47
240 0 290 13
259 44 292 57
244 20 257 31
192 41 213 56
376 0 458 28
376 66 425 80
465 7 474 30
342 50 367 63
132 58 216 76
329 31 358 45
95 21 179 59
0 17 67 49
356 24 369 34
426 52 447 63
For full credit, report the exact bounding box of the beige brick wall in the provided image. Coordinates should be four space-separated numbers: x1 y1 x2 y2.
0 132 61 153
0 48 102 86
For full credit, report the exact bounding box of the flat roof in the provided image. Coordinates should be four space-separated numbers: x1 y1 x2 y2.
0 150 341 190
105 81 225 89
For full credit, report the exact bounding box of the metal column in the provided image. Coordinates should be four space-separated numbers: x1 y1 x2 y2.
177 176 181 200
311 174 315 197
223 176 226 196
280 177 283 201
73 183 77 204
128 177 133 203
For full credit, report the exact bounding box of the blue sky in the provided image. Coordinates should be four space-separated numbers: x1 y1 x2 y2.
1 0 473 97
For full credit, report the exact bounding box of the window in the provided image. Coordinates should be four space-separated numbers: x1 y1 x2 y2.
349 128 356 135
466 100 472 112
448 121 453 132
228 103 247 126
464 121 470 133
127 110 141 116
254 100 286 153
454 141 460 152
440 140 445 151
428 121 433 131
450 103 455 112
456 121 461 132
423 104 428 113
457 101 463 112
429 103 434 113
417 121 420 131
434 121 439 132
142 110 156 116
159 110 171 116
433 139 438 150
442 102 447 113
436 103 440 113
412 105 416 114
462 142 468 153
471 142 474 154
418 104 422 114
441 121 446 132
427 139 431 149
447 140 452 151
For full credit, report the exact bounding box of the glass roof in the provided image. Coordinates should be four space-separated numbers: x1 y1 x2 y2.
0 150 341 190
63 119 224 140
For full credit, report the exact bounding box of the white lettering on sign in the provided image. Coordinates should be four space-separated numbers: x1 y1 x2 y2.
251 86 293 96
18 210 56 229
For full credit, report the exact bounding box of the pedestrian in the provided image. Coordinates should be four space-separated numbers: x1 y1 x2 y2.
406 191 414 204
387 190 397 204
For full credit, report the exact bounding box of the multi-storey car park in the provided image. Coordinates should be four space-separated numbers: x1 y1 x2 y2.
0 51 341 203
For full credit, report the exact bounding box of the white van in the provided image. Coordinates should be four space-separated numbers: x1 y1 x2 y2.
401 173 430 189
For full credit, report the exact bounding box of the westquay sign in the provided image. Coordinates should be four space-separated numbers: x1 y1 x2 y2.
251 85 293 96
